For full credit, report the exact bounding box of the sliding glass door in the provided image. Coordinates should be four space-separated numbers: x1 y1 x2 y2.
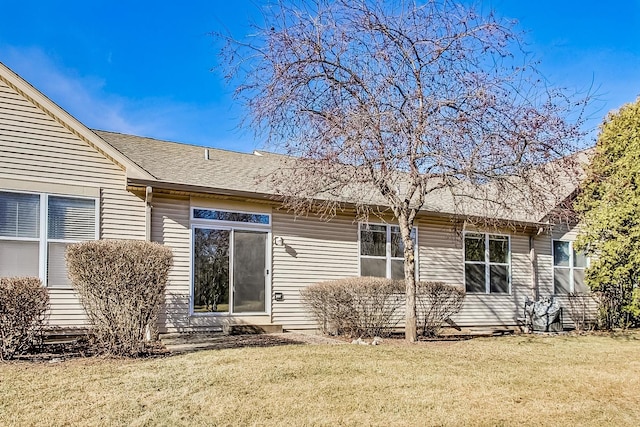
193 228 230 313
193 227 268 314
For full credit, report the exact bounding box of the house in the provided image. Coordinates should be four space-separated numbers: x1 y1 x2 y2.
0 61 595 334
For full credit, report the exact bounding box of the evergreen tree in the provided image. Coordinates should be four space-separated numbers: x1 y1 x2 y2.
575 97 640 328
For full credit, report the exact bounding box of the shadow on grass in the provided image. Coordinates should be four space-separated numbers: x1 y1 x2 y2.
512 329 640 346
166 334 307 355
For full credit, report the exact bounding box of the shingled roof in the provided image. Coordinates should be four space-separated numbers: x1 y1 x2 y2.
95 129 587 226
95 130 284 196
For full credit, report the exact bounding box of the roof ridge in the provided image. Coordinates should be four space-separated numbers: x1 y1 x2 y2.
92 129 268 157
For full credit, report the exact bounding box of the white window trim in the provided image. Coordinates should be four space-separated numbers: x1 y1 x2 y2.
358 222 419 280
552 240 589 294
463 232 512 294
190 209 272 317
0 189 99 288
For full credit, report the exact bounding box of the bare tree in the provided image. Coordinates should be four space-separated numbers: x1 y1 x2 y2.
219 0 588 341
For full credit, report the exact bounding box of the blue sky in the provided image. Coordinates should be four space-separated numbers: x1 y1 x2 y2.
1 1 638 152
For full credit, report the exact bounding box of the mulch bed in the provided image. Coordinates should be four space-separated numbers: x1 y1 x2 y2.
6 330 509 363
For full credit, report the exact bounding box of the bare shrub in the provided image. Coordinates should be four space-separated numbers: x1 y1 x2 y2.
66 240 172 357
301 277 404 337
567 293 598 331
416 282 465 337
0 277 49 360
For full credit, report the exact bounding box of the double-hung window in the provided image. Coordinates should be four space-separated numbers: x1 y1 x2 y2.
0 191 97 287
553 240 588 294
464 233 510 294
359 224 416 280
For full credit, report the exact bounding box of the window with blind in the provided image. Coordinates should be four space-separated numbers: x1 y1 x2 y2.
0 191 97 287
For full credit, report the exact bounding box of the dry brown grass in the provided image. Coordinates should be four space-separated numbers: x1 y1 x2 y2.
1 332 639 426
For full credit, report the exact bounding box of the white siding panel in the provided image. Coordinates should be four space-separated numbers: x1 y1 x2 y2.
0 78 146 328
272 212 358 330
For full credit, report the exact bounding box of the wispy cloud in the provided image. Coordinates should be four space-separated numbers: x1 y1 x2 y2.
0 46 145 133
0 45 258 151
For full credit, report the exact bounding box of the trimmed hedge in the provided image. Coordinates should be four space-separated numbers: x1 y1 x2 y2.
416 281 465 337
303 278 466 338
0 277 49 360
66 240 172 357
301 277 405 337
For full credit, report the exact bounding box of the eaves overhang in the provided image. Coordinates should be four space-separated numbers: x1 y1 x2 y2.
128 178 551 231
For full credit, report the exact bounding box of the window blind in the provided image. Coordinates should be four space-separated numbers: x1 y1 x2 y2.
0 191 40 238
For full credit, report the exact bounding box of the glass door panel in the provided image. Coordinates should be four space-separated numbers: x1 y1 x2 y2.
193 228 230 313
233 230 267 313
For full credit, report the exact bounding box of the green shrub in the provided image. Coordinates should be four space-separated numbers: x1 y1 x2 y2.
301 277 404 337
66 240 172 357
0 277 49 360
416 281 465 337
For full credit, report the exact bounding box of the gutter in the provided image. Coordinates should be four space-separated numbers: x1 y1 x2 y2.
145 186 153 241
128 178 553 230
128 178 275 203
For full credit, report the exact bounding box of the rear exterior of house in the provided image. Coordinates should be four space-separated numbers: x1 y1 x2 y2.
0 63 150 329
0 61 593 334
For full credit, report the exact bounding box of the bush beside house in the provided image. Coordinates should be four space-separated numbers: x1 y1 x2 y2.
302 278 465 338
301 277 405 337
0 277 49 360
66 240 173 357
416 281 465 337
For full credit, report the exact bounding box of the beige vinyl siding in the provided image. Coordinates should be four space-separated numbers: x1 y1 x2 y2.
0 79 146 327
549 224 598 327
272 212 358 330
455 234 531 327
418 217 464 284
419 218 533 327
47 289 88 326
535 233 554 296
151 195 191 332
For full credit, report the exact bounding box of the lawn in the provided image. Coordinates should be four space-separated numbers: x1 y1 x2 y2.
1 333 639 426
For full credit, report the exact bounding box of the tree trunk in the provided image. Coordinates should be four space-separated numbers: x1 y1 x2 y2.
399 217 417 342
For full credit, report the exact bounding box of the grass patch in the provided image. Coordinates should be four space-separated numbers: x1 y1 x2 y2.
1 333 639 426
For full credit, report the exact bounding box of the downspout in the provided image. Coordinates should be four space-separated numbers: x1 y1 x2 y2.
145 186 153 242
144 185 153 342
529 230 542 300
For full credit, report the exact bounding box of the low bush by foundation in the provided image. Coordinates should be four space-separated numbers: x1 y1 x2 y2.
0 277 49 360
301 277 404 337
416 281 465 337
66 240 172 357
303 279 466 338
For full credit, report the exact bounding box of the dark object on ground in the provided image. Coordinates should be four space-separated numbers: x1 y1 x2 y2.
522 297 563 333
